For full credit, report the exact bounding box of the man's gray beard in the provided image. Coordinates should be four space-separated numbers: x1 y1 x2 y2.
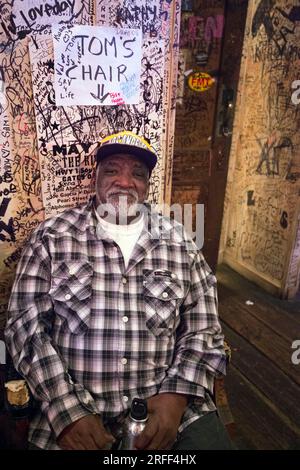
97 195 141 224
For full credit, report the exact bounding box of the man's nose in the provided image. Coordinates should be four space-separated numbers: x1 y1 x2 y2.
115 172 135 188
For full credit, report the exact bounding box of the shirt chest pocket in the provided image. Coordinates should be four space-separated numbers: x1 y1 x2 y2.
49 261 93 334
143 270 184 337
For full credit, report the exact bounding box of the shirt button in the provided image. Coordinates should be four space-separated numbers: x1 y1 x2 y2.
83 396 91 404
65 294 71 300
66 373 74 384
162 292 169 299
121 358 127 365
122 277 127 284
69 268 77 275
123 395 129 402
171 273 177 279
122 316 129 323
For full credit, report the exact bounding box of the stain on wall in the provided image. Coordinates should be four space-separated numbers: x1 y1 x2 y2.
0 0 181 327
220 0 300 297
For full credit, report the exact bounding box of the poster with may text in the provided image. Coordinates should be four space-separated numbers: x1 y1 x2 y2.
53 25 142 105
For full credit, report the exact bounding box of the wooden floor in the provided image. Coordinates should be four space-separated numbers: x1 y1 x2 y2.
216 264 300 450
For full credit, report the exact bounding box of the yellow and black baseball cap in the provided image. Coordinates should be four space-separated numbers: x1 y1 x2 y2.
96 131 157 173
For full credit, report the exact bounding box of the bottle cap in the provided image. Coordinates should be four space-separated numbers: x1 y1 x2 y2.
130 398 148 420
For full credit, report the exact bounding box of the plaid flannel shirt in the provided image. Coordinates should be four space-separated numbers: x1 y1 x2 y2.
5 198 226 449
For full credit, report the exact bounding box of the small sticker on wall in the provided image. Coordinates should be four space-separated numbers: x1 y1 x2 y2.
188 72 214 92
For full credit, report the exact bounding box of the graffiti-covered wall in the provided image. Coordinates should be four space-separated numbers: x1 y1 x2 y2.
220 0 300 298
0 0 181 327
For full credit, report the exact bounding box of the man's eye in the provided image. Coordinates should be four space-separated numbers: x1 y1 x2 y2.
104 169 117 175
134 171 147 178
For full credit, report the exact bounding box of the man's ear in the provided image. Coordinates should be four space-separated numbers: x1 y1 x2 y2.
95 162 102 179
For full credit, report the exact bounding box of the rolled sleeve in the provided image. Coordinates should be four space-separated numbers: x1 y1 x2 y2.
45 387 99 438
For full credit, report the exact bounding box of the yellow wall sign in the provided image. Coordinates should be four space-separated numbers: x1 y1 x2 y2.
188 72 214 92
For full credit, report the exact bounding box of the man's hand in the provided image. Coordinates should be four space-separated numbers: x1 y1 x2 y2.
57 414 115 450
134 393 188 450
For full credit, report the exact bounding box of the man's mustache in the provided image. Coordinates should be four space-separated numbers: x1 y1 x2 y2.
106 190 138 199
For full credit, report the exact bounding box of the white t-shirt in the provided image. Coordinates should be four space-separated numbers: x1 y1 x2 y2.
95 212 144 268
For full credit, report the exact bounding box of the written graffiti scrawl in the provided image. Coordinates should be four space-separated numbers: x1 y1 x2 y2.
252 0 276 40
255 136 294 177
115 1 159 36
96 0 160 37
252 2 295 54
41 141 97 216
252 3 300 63
239 228 286 281
13 0 77 29
53 25 142 105
180 14 224 49
0 35 44 324
0 0 85 44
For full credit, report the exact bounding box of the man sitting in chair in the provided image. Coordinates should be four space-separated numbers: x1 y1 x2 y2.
5 131 232 450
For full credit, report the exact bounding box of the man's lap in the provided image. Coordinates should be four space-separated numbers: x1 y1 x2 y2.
172 411 234 450
28 411 234 451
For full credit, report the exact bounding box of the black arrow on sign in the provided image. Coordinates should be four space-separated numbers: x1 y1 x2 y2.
90 84 110 103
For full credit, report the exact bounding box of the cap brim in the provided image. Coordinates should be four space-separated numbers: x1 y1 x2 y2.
96 143 157 172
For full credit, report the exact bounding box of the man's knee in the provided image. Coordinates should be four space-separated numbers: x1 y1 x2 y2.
173 411 234 450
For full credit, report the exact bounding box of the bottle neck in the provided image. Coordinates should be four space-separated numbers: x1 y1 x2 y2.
130 415 148 423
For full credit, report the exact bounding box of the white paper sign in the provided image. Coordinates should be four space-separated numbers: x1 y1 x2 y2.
53 25 142 106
